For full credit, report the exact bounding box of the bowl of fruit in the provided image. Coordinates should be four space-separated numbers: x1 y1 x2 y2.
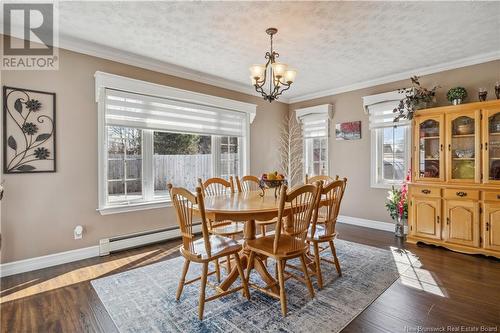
259 171 287 197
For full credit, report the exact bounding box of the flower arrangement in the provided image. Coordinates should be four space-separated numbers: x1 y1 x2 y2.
385 170 411 221
447 87 467 104
393 76 440 122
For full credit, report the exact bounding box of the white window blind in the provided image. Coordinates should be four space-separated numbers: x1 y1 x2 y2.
104 88 247 137
301 114 329 138
368 101 410 129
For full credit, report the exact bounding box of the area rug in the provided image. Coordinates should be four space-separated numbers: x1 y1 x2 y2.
91 240 419 333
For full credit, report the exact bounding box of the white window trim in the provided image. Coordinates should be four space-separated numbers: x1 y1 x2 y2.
295 104 334 178
95 72 256 215
364 90 411 189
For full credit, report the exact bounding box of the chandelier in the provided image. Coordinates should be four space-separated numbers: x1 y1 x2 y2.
249 28 296 103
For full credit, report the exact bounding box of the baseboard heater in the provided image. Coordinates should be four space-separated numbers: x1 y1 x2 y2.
99 224 202 256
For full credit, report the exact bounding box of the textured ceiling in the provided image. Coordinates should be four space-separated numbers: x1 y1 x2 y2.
57 1 500 100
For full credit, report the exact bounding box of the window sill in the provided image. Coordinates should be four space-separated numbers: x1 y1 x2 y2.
370 182 404 190
97 199 172 215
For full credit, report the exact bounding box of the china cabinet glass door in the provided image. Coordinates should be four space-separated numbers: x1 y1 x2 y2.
484 109 500 183
447 111 480 183
415 115 444 181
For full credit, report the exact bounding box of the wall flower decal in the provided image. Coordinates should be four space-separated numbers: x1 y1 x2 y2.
25 99 42 112
21 122 39 135
34 147 50 159
3 87 56 173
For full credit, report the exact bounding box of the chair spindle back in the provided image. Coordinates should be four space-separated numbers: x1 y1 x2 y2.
310 179 346 238
305 174 335 186
168 184 211 257
274 182 321 253
198 177 234 197
236 175 261 192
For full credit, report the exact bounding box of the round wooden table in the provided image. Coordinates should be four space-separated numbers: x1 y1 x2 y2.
197 190 288 293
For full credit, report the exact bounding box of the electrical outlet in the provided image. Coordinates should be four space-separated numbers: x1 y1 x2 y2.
74 225 83 240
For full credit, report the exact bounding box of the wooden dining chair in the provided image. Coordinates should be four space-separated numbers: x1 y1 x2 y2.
306 178 347 289
198 177 244 278
168 184 250 320
245 182 321 316
236 175 277 237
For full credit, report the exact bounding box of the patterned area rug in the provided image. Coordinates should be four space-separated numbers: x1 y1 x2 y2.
91 240 419 333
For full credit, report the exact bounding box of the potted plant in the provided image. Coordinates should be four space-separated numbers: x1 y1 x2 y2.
393 76 440 122
447 87 467 105
385 171 410 237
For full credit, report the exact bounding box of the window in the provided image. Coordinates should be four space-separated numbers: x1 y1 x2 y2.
96 72 255 214
107 126 143 203
364 92 411 188
304 137 328 176
371 125 410 187
296 104 332 178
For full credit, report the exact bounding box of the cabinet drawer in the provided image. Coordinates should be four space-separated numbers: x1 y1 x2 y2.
443 189 479 200
484 191 500 202
411 186 441 198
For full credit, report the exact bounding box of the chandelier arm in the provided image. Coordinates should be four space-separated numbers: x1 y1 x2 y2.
254 84 269 100
274 83 292 99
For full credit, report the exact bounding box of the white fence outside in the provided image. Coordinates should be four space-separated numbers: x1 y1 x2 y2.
108 154 238 194
153 154 212 191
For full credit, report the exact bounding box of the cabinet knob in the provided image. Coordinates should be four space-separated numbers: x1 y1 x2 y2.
486 222 490 231
437 216 440 224
456 191 467 197
440 144 443 151
485 142 488 151
421 189 431 194
497 195 500 200
446 217 450 225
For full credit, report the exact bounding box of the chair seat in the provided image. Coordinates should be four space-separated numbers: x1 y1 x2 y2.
256 217 278 226
247 234 308 258
181 235 242 261
307 224 337 241
209 221 244 236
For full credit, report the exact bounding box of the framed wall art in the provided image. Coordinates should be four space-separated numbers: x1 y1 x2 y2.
3 86 56 173
335 121 361 140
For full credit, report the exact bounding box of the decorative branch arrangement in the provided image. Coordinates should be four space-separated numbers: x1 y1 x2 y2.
3 87 56 173
279 113 303 187
393 76 440 122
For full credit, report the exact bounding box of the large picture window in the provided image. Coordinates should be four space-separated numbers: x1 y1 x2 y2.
96 73 255 214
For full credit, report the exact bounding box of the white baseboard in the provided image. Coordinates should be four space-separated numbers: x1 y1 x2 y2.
0 245 100 278
338 215 408 234
0 225 201 278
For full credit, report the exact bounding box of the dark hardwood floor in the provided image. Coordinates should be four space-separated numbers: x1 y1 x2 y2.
1 224 499 333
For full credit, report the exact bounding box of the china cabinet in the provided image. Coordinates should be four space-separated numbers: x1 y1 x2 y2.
408 100 500 258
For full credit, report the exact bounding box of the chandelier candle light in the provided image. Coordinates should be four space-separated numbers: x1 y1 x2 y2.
249 28 297 102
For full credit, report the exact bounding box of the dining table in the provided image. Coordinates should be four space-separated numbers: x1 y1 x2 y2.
194 189 328 295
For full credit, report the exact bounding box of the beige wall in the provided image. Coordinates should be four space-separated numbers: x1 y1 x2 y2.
289 60 500 224
2 39 498 264
0 46 288 263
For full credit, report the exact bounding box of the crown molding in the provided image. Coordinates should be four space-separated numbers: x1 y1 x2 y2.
288 50 500 104
56 34 293 102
